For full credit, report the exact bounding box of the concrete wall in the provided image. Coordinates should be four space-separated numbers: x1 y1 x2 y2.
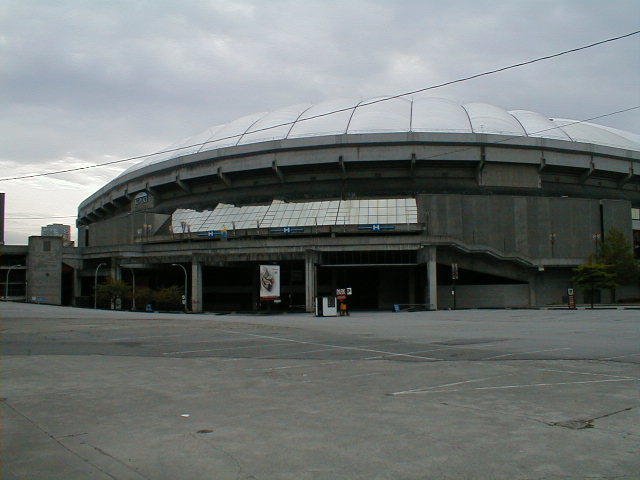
437 284 531 309
27 236 63 305
418 194 631 261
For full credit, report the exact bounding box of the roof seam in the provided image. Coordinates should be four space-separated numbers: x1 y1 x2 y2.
409 99 414 132
550 119 575 142
460 104 474 134
235 112 271 146
344 99 366 134
196 125 226 153
508 112 529 137
285 104 315 139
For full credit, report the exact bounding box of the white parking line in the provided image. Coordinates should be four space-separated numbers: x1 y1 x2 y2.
243 360 343 372
537 368 637 380
112 333 195 341
162 341 291 355
265 347 340 358
598 352 640 361
473 378 635 390
218 329 441 361
362 344 500 361
395 378 635 395
391 373 514 396
481 347 571 360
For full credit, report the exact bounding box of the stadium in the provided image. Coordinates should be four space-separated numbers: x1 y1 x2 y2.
74 97 640 312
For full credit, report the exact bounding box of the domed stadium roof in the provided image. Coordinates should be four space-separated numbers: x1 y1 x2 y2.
121 97 640 177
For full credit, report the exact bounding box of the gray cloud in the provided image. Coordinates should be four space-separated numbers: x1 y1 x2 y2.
1 0 639 243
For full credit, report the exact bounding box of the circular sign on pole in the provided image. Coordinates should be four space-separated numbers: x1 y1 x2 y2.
337 294 347 301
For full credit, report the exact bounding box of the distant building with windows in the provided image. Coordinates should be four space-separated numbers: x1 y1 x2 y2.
41 223 72 245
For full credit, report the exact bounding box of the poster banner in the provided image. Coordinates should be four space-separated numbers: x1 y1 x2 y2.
259 265 280 300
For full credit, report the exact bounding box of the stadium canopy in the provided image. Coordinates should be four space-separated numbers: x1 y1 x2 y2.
122 97 640 177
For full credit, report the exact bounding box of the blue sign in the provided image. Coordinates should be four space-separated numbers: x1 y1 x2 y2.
270 226 305 234
358 224 395 232
197 230 228 238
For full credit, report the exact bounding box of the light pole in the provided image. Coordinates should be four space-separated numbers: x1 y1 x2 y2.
4 265 23 301
171 263 188 312
592 232 602 257
94 262 107 309
128 268 136 311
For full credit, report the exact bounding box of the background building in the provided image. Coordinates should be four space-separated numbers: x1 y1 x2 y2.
41 223 72 244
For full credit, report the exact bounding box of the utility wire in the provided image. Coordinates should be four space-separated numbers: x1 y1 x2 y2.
5 215 77 220
0 30 638 183
5 105 639 224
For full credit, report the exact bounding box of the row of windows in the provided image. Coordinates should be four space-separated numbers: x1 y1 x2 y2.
172 198 418 233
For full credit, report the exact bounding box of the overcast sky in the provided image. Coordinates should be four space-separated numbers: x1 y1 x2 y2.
1 0 639 244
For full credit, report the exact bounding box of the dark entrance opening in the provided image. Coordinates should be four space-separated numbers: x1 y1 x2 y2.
61 263 74 306
202 261 305 312
318 250 419 311
318 265 419 310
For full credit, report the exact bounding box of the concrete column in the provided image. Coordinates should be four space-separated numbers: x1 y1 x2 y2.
191 262 203 313
304 251 318 313
427 247 438 310
72 268 82 306
110 258 121 281
528 274 537 307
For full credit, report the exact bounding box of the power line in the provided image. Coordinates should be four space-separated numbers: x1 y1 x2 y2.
5 215 77 220
4 104 639 225
0 30 638 183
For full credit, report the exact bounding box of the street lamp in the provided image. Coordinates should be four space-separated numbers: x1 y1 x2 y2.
127 268 136 311
171 263 188 312
592 232 602 256
549 233 557 258
4 265 23 301
94 262 107 309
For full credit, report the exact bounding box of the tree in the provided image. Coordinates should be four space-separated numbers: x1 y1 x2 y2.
598 228 640 302
572 263 616 309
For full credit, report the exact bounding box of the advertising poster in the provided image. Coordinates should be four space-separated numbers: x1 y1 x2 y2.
259 265 280 300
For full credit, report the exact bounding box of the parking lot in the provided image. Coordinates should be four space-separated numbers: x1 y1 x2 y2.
2 302 639 479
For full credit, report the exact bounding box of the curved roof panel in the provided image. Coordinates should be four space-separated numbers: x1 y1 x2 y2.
411 97 472 133
551 119 640 151
347 97 411 134
508 110 571 141
287 98 358 138
120 97 639 177
238 103 312 145
464 102 526 136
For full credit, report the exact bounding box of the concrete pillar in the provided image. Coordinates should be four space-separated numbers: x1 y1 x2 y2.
528 273 537 307
304 251 318 313
110 258 121 281
191 262 203 313
427 247 438 310
72 268 82 306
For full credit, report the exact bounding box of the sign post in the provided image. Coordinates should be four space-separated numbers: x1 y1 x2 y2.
567 288 576 310
451 263 458 310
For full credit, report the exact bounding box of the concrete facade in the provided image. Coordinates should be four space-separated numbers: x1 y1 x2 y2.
62 130 640 311
26 236 63 305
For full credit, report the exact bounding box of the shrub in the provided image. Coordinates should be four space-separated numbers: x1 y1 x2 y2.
154 285 183 311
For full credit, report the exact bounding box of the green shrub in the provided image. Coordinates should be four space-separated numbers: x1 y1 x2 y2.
154 285 183 311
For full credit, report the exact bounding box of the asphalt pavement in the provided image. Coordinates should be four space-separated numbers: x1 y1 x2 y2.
2 302 639 479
